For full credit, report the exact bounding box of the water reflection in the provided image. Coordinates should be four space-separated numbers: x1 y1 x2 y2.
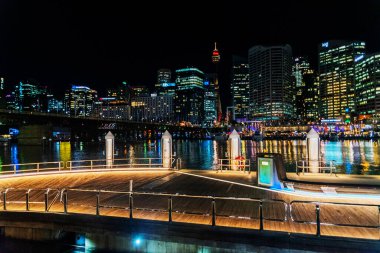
0 140 379 175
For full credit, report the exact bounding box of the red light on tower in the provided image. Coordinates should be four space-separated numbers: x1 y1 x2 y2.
212 42 220 64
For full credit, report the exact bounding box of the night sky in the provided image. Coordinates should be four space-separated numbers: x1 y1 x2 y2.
0 0 379 107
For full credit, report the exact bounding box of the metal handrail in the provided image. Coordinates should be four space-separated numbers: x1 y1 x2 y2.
217 158 251 173
295 160 337 175
0 158 179 177
289 200 380 237
0 161 64 175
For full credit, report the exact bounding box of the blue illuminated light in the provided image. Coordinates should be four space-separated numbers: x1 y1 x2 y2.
133 237 142 246
204 81 210 85
162 82 175 87
354 55 364 62
322 42 329 48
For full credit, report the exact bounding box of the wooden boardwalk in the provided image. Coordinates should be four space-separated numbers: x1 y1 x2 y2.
0 170 379 240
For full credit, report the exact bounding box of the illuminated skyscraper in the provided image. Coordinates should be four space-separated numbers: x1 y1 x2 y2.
355 53 380 120
319 41 365 120
231 55 250 121
248 45 294 120
64 85 98 117
175 67 205 124
211 42 222 123
203 73 217 126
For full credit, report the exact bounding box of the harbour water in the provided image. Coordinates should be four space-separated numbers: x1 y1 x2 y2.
0 139 380 175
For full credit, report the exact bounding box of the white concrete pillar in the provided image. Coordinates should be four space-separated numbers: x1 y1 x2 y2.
306 128 320 173
161 130 172 168
105 131 114 168
228 130 241 170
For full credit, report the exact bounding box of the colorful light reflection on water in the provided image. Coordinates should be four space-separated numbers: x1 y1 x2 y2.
0 139 379 175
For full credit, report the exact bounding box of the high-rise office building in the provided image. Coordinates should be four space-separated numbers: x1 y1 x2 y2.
14 81 48 112
64 85 98 117
231 55 250 121
248 45 294 120
175 67 205 125
203 74 217 126
155 69 176 95
319 41 365 120
292 56 319 121
355 53 380 120
131 94 173 123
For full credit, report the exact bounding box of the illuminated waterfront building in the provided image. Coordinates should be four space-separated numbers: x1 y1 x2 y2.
248 45 294 120
355 53 380 120
319 41 366 119
155 69 176 95
292 56 319 121
107 81 130 103
231 55 250 121
13 81 48 112
175 67 205 125
203 74 217 126
131 93 173 122
64 85 98 117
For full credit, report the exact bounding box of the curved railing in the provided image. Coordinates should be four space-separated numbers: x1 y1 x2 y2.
0 186 379 240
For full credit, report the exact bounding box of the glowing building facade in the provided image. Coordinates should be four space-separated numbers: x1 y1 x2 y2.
231 55 250 121
248 45 294 120
319 41 365 119
64 85 98 117
355 53 380 120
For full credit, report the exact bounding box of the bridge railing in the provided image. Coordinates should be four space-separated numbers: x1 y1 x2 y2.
0 187 379 239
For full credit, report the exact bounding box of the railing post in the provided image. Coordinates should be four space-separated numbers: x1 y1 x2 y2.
14 165 16 174
129 193 133 219
96 191 100 216
316 203 321 237
302 160 305 175
70 161 72 171
330 161 333 175
26 190 30 211
91 160 93 170
44 189 49 212
259 200 264 231
168 196 172 222
63 190 68 214
149 158 151 168
129 179 133 219
3 190 7 210
36 163 40 173
211 198 216 226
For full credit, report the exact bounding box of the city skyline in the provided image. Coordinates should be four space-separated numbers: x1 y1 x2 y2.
1 0 380 107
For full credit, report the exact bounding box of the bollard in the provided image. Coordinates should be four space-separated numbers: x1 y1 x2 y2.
168 196 173 222
316 203 321 237
26 190 30 211
3 191 7 211
44 190 49 212
211 198 216 226
259 200 264 231
96 192 100 216
63 191 68 214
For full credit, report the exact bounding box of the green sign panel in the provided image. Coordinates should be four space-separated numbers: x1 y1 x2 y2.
258 157 273 186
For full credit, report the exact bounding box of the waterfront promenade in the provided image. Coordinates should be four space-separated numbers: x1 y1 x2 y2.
0 168 379 242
